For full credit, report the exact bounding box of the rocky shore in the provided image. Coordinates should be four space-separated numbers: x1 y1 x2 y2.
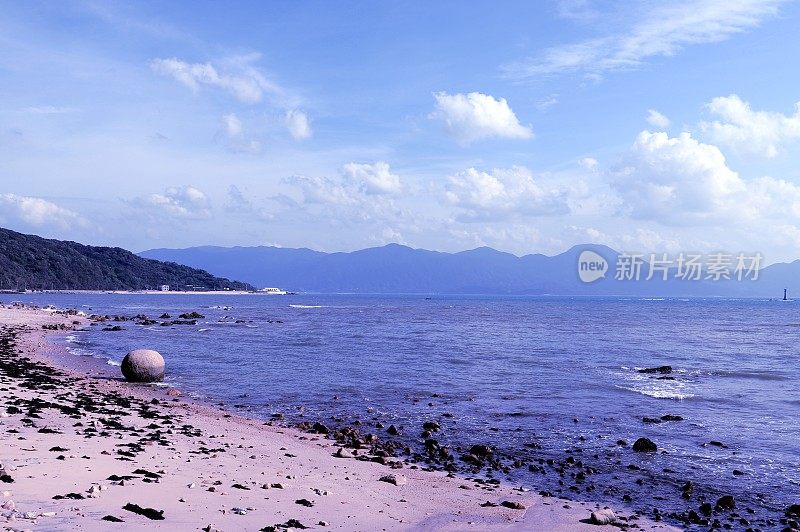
0 304 674 531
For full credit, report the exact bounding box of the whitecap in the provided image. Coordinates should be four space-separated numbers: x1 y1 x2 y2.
290 304 324 309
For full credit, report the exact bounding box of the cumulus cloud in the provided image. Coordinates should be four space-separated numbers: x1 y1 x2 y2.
503 0 783 79
700 94 800 158
578 157 599 171
341 162 402 195
133 186 212 219
225 185 274 221
0 194 86 230
150 56 282 104
611 131 748 223
218 113 262 154
222 113 243 137
646 109 670 128
285 175 357 205
285 109 312 140
431 92 533 144
445 166 569 220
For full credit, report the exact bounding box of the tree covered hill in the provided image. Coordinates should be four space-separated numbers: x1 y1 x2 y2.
0 227 253 291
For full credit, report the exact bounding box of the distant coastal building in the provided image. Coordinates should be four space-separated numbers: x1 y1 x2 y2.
259 287 287 295
160 285 170 292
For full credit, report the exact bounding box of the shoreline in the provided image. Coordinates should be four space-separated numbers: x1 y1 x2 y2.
0 304 673 531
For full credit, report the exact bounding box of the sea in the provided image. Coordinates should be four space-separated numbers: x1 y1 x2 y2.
4 292 798 528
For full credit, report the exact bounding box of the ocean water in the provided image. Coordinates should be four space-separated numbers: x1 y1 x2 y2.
5 293 799 527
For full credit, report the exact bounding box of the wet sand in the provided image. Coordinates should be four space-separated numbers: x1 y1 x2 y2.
0 304 675 531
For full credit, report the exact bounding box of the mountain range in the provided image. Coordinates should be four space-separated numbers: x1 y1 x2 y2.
140 243 793 297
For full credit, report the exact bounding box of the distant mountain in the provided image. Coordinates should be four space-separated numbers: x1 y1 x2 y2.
140 242 791 297
0 228 253 291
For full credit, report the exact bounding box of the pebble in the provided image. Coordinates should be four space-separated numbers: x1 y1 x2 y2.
379 474 407 486
590 508 617 525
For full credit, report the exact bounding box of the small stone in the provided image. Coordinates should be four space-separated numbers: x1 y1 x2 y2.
590 508 617 525
500 501 526 510
379 474 407 486
335 447 353 459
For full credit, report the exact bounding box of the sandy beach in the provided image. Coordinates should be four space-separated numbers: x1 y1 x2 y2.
0 304 675 531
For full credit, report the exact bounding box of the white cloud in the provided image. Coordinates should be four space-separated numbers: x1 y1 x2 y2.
285 109 312 140
700 94 800 158
503 0 783 79
535 94 559 111
222 113 243 137
0 194 86 230
285 175 357 205
611 131 747 223
225 185 274 221
646 109 671 129
23 106 79 115
431 92 533 144
578 157 599 171
134 186 212 219
341 161 402 195
218 113 262 154
445 166 569 220
150 56 282 104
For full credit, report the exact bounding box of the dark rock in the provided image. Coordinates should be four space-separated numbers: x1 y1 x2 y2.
295 498 314 507
787 504 800 518
501 500 526 510
632 437 657 452
102 515 124 522
469 444 493 459
638 365 673 374
387 424 399 435
660 415 683 422
423 421 440 432
123 503 164 520
179 312 205 319
715 495 736 511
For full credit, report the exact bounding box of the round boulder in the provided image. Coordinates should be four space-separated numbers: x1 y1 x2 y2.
121 349 165 383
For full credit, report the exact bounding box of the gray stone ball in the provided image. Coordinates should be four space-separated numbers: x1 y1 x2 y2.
121 349 165 383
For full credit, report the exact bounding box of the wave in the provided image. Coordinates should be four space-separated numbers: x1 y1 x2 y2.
106 359 121 366
290 304 324 309
614 384 695 400
713 369 789 382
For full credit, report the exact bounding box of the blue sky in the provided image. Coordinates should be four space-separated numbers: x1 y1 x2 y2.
1 0 800 262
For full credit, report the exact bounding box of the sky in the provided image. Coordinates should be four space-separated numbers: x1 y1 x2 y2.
1 0 800 262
